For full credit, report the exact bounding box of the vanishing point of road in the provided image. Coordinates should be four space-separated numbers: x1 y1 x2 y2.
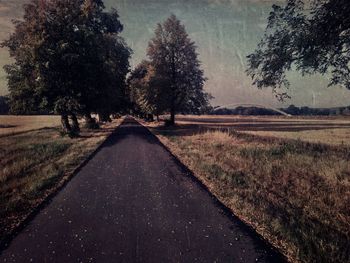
0 118 285 263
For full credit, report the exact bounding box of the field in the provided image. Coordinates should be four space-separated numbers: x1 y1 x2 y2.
175 115 350 145
0 115 61 136
2 114 350 262
0 116 122 246
147 115 350 263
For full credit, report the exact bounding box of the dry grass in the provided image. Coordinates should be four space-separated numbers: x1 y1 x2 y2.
0 118 122 245
244 128 350 146
148 116 350 263
0 115 61 136
175 115 350 146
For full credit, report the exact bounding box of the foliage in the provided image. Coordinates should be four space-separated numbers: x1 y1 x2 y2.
212 106 281 116
145 15 211 124
0 96 9 115
1 0 130 131
127 60 167 118
211 105 350 116
247 0 350 99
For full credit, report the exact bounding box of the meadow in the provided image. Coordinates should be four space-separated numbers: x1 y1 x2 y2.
0 116 121 246
148 115 350 263
175 115 350 145
0 115 61 137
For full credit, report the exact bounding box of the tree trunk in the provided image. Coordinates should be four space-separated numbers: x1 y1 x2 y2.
61 114 72 133
146 114 154 122
84 113 99 129
85 113 94 124
70 114 80 132
98 112 111 123
170 109 175 125
156 114 160 122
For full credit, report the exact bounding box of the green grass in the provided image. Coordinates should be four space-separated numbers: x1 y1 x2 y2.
154 128 350 263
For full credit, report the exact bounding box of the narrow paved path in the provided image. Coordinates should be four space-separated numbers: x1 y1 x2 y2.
1 118 285 263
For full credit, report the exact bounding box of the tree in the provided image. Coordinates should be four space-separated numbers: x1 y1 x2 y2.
2 0 130 133
0 96 9 115
147 15 211 125
94 31 131 122
73 2 131 123
286 104 300 115
2 0 47 115
127 60 167 120
247 0 350 100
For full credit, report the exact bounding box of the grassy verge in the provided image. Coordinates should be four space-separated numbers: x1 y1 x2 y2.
0 119 122 245
149 124 350 263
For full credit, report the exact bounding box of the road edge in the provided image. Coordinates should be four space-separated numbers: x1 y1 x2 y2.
138 119 290 263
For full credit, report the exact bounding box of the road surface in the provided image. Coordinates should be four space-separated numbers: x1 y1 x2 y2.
0 118 285 262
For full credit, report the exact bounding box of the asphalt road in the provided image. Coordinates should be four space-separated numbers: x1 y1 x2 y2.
0 118 285 263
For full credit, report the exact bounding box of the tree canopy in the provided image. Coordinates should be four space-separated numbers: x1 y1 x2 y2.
142 15 211 124
127 60 167 120
247 0 350 100
2 0 130 133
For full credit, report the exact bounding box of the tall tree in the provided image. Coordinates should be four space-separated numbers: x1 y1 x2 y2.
2 0 130 133
2 0 47 115
94 29 131 122
147 15 210 125
247 0 350 100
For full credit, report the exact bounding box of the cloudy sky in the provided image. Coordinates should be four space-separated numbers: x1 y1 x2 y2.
1 0 350 108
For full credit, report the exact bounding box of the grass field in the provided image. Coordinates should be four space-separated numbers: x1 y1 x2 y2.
0 116 122 246
175 115 350 146
147 115 350 263
0 115 61 136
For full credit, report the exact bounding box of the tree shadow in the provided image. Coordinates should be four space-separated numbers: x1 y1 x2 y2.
77 127 118 139
101 118 161 148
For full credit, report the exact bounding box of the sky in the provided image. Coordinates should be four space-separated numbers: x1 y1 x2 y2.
1 0 350 108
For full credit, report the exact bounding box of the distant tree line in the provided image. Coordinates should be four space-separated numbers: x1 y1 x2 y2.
212 107 280 116
211 105 350 116
283 105 350 116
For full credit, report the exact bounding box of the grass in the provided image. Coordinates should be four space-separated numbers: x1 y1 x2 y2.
0 115 61 136
175 115 350 146
150 120 350 263
244 128 350 146
0 119 121 245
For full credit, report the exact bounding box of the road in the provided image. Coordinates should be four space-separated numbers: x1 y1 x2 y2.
0 118 285 263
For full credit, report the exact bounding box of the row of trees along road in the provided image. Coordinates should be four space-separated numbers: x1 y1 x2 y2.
2 1 211 132
127 15 211 125
1 0 131 134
